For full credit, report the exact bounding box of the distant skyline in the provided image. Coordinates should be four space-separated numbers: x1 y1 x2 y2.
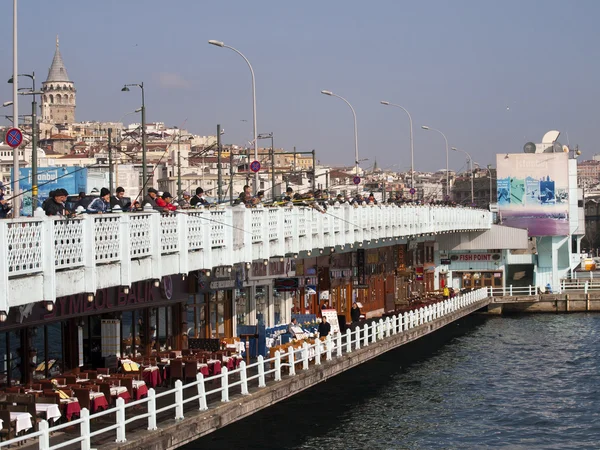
1 0 599 172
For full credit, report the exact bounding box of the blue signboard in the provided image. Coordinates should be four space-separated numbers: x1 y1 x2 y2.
13 167 88 216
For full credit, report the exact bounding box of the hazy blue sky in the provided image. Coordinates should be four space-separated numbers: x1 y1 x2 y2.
1 0 598 172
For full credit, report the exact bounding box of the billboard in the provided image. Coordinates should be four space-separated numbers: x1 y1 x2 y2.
496 153 569 236
14 167 88 216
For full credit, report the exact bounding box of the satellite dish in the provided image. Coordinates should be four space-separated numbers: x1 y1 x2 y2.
542 130 560 144
523 142 537 153
552 141 563 153
562 145 569 153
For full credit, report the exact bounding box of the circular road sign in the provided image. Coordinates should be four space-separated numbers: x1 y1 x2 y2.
5 128 23 149
250 160 261 173
353 176 361 185
409 188 416 195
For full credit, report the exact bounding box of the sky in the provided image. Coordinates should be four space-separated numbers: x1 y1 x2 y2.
1 0 599 173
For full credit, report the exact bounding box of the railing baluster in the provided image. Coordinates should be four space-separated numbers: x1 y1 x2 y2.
240 361 249 395
355 326 361 350
326 334 333 361
346 328 352 353
39 420 50 450
275 350 282 381
116 398 126 442
196 373 208 410
258 355 266 387
221 367 230 401
288 346 296 376
302 342 310 370
336 333 342 357
147 388 157 430
175 379 185 418
81 408 92 448
315 339 322 365
363 324 369 347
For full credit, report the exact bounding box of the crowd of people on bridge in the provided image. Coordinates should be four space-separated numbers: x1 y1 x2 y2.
0 183 465 217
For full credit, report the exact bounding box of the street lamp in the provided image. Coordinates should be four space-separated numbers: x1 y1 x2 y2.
421 125 450 200
321 90 359 194
121 83 147 192
451 147 474 205
380 101 414 191
11 0 19 217
258 133 275 201
9 72 37 213
208 39 259 195
176 133 193 202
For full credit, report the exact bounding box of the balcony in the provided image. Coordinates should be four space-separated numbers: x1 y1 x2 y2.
0 204 492 311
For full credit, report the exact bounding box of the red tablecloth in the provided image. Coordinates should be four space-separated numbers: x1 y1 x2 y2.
142 368 162 388
117 391 131 403
91 394 109 413
209 361 222 376
198 364 209 377
61 401 81 420
135 384 148 400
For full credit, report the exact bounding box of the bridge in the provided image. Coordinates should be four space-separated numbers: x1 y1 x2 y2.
0 204 491 311
0 288 490 449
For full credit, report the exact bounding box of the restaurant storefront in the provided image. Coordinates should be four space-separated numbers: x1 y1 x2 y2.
0 276 190 387
440 251 505 290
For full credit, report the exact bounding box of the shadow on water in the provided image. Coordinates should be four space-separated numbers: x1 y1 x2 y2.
187 315 489 450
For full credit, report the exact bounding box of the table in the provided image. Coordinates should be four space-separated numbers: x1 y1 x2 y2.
133 380 148 400
11 412 33 434
110 386 131 403
60 398 81 420
90 392 109 412
142 366 162 388
36 403 62 423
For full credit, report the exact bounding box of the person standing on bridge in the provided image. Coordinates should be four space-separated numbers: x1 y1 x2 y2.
351 302 361 323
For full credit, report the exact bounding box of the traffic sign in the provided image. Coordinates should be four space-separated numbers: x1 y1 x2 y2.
409 188 416 195
353 176 361 185
5 128 23 149
250 160 261 173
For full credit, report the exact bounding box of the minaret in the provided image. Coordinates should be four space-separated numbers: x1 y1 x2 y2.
40 36 76 125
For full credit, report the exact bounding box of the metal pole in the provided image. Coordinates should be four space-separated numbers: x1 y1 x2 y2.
270 135 275 200
141 83 147 191
177 135 182 201
108 128 113 194
488 167 492 207
470 158 474 205
311 150 316 193
229 146 234 205
31 74 37 213
217 124 222 203
12 0 19 217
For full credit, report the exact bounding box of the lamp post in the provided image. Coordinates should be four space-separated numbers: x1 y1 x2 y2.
321 90 359 194
258 133 275 201
8 72 37 213
208 40 259 195
380 101 414 190
452 147 474 205
421 125 449 200
121 83 146 192
12 0 19 217
176 133 193 202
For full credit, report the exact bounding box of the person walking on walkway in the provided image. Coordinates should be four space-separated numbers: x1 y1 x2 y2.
318 316 331 338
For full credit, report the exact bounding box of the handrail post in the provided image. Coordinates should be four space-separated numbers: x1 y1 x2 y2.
257 355 266 387
346 328 352 353
363 324 369 347
81 408 92 448
336 333 342 357
147 388 157 430
315 339 322 365
115 397 126 443
391 315 397 334
240 360 250 394
509 284 513 296
175 379 185 418
221 366 230 401
379 319 385 339
39 420 50 450
372 322 377 343
197 373 208 410
403 312 408 331
529 285 532 295
585 281 589 294
302 342 310 370
355 326 361 350
288 346 296 376
274 350 282 380
326 334 333 361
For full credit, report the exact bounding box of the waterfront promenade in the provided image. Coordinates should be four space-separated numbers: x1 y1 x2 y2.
0 289 489 449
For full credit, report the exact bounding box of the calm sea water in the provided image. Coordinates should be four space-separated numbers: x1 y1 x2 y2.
189 314 600 450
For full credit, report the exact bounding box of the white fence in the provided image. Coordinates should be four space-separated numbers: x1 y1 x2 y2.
0 288 490 450
0 204 492 311
488 281 600 297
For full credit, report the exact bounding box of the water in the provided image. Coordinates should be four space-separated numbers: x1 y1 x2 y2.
189 314 600 449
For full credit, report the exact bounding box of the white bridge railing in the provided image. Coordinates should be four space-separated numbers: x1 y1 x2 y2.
0 204 491 311
0 288 489 450
489 281 600 297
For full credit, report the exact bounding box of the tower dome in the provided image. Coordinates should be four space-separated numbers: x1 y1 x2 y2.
40 36 76 125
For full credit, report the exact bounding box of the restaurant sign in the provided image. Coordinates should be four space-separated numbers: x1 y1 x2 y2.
451 253 501 262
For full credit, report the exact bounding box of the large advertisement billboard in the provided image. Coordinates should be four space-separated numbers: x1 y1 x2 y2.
496 153 569 236
13 167 88 216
